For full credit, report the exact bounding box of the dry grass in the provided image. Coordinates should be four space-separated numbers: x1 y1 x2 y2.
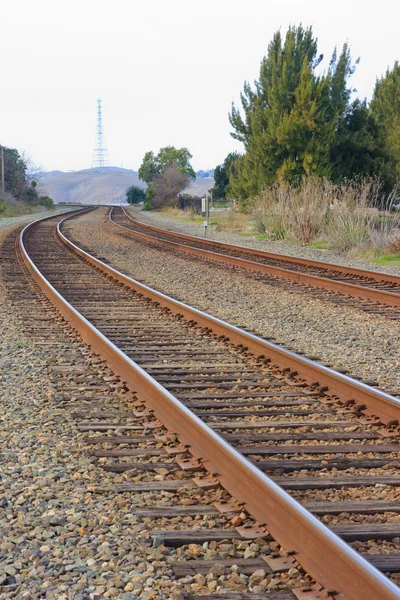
160 178 400 257
251 177 400 253
388 234 400 254
213 209 252 233
253 178 330 243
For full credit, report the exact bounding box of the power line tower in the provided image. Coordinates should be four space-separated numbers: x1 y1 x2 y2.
91 98 109 170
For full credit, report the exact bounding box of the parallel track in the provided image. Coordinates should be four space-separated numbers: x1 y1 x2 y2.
17 210 400 599
109 206 400 314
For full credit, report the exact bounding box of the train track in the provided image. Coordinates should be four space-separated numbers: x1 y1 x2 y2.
109 206 400 316
9 209 400 598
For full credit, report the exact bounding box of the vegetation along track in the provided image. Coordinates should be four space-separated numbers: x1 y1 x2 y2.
110 206 400 318
13 209 400 599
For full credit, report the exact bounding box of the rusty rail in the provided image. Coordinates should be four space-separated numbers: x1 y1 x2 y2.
112 207 400 309
105 209 400 424
19 212 400 600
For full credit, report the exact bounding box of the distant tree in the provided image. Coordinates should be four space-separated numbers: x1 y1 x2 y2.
139 146 195 184
152 166 190 209
0 145 27 199
139 146 195 208
138 151 160 185
213 152 239 199
126 185 146 204
24 181 39 204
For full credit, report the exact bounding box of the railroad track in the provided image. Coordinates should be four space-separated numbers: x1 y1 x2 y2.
109 206 400 316
7 209 400 598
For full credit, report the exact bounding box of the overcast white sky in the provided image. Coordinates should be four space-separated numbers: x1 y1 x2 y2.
1 0 399 173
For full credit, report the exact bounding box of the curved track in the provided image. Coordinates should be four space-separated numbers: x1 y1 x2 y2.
110 206 400 314
17 210 400 599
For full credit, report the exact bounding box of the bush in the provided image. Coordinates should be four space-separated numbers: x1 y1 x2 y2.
0 198 5 213
142 199 152 211
126 185 146 204
24 183 39 204
39 195 54 209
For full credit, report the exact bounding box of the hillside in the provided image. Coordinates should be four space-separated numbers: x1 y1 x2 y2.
38 167 214 205
37 168 145 205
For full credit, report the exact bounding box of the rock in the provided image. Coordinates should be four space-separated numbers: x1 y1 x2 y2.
208 563 225 576
192 573 206 586
249 568 266 585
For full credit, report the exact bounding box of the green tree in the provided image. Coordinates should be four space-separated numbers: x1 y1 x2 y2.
138 151 159 185
0 145 28 199
370 62 400 180
330 99 392 186
126 185 146 204
24 181 39 204
213 152 239 199
228 25 358 206
139 146 195 208
138 146 195 184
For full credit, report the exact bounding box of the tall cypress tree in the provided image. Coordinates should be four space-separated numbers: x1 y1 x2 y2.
229 26 358 204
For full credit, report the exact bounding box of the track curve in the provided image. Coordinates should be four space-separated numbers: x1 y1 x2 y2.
18 210 400 599
110 206 400 312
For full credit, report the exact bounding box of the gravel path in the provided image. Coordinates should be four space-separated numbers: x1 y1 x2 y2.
65 208 400 394
130 206 400 275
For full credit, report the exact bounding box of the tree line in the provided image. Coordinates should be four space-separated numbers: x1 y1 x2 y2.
213 25 400 209
0 144 53 211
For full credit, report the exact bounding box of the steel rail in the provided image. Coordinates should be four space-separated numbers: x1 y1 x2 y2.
72 211 400 424
120 206 400 285
112 206 400 308
19 212 400 600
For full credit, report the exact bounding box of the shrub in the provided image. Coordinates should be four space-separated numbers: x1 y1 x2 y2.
0 198 5 213
142 199 152 211
126 185 146 204
39 195 54 209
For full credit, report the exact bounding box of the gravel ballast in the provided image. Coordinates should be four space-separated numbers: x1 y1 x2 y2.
1 217 315 598
131 206 400 275
65 208 400 393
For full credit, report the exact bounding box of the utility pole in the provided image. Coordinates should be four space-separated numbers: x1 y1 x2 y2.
1 148 4 195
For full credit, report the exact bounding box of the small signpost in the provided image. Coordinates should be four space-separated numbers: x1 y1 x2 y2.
202 192 210 237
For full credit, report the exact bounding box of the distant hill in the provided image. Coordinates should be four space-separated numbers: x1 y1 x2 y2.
37 167 145 205
37 166 214 205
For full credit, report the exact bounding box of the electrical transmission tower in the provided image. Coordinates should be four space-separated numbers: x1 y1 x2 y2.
91 98 109 170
